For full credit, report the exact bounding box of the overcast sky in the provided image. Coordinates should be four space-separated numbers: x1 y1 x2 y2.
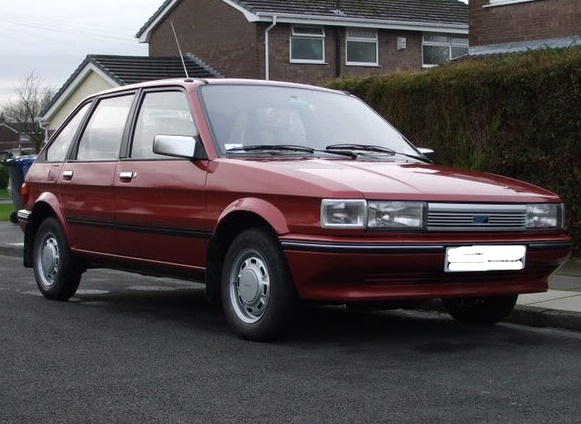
0 0 163 109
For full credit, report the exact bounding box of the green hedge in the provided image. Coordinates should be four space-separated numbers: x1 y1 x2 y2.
326 47 581 254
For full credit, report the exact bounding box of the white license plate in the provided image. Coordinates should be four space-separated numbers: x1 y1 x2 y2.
445 245 526 272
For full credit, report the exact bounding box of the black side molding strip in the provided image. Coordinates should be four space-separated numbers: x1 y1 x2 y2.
66 218 213 239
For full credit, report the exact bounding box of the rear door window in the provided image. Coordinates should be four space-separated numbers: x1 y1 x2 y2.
76 94 135 161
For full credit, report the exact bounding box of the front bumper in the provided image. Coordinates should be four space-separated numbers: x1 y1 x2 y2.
281 237 572 302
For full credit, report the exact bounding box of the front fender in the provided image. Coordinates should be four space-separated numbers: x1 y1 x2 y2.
217 197 290 235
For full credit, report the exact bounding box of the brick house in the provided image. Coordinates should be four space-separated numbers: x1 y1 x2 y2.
136 0 469 85
469 0 581 55
0 123 34 158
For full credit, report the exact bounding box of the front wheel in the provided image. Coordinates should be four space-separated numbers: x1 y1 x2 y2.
221 228 296 341
33 217 82 301
442 295 518 325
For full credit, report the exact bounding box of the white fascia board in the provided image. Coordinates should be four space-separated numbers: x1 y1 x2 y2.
255 13 468 35
138 0 180 43
40 63 120 122
220 0 261 21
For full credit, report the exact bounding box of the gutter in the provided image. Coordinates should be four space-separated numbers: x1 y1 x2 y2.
264 15 278 80
255 12 468 34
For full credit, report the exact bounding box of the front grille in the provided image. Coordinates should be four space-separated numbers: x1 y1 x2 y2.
427 203 527 232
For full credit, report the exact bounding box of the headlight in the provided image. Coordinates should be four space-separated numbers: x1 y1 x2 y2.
368 201 425 229
526 204 563 229
321 199 425 230
321 199 367 228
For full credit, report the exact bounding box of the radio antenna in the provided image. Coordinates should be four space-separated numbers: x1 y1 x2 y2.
170 20 190 79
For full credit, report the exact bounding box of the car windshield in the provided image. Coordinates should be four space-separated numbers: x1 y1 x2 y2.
200 84 419 158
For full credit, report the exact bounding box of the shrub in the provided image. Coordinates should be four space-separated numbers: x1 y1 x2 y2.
326 47 581 254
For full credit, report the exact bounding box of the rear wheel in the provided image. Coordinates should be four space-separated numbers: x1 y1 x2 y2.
221 228 296 341
33 217 82 301
442 295 518 325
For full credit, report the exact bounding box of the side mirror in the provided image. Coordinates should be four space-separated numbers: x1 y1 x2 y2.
417 147 436 162
153 135 207 160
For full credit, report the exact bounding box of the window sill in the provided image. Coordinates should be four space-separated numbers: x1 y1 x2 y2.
290 60 327 65
345 63 381 68
485 0 539 7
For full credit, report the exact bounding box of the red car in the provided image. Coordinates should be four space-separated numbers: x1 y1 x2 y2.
19 78 572 340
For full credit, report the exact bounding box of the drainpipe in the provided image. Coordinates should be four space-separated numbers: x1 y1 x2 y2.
264 15 277 80
36 117 49 151
335 0 341 78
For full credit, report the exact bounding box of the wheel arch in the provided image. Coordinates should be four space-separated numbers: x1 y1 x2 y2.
23 195 67 268
205 199 289 304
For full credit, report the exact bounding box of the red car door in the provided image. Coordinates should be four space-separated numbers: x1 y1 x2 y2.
113 90 210 272
58 93 135 255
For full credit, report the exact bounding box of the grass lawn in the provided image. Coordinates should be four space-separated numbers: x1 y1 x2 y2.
0 202 15 222
0 187 15 222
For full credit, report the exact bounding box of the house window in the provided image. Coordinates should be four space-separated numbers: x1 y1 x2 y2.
422 34 468 67
346 28 378 66
290 26 325 63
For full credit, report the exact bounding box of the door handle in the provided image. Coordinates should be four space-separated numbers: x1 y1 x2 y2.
62 170 74 180
119 171 137 182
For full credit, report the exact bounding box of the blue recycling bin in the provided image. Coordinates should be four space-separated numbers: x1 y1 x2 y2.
2 155 36 223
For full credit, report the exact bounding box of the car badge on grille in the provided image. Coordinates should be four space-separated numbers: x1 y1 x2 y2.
473 215 490 224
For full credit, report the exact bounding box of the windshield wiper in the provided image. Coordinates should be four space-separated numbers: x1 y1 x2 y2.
325 143 396 155
226 144 358 159
325 143 431 163
227 144 315 154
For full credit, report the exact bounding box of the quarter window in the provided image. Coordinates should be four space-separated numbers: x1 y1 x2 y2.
77 94 135 161
346 28 378 66
130 91 197 159
290 26 325 63
422 34 469 67
45 103 90 162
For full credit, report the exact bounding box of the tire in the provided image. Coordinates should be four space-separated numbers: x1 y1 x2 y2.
221 228 296 341
442 295 518 325
33 217 82 301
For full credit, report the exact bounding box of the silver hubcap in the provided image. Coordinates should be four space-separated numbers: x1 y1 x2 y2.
38 234 60 288
229 252 270 324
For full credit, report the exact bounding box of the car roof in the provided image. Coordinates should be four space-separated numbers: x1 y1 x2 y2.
87 78 346 100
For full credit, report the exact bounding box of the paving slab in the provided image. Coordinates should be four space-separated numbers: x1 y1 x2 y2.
518 290 581 312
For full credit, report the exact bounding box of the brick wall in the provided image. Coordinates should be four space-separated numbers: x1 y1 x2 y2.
470 0 581 47
0 125 20 144
148 0 446 84
148 0 260 79
263 25 423 85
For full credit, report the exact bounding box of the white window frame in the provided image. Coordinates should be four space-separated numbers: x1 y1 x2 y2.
345 28 379 66
290 26 326 64
422 34 469 67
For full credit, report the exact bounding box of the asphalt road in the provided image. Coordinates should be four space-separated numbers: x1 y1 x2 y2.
2 254 581 424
